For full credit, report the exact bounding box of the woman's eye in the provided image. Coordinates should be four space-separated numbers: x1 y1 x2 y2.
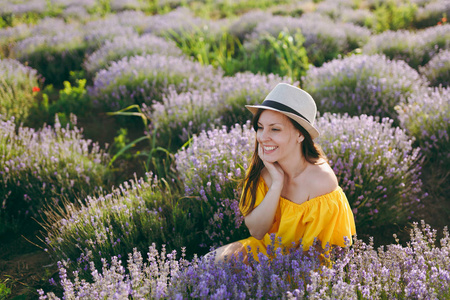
257 126 263 130
272 128 280 131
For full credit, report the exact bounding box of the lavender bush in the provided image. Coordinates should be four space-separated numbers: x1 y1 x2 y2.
339 22 372 50
114 10 154 33
41 173 197 279
316 113 424 231
338 8 376 27
83 34 183 76
244 14 349 66
302 54 428 122
0 0 47 17
39 222 450 299
414 0 450 28
11 24 87 87
142 7 208 37
61 6 91 22
419 49 450 87
363 24 450 69
143 88 223 151
314 0 358 20
0 115 110 234
82 17 138 50
0 58 40 124
88 53 222 112
175 123 255 249
0 23 31 57
227 10 271 41
396 86 450 167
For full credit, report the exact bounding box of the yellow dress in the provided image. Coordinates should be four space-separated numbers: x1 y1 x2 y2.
239 177 356 259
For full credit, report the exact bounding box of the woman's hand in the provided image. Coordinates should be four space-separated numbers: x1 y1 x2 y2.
258 144 284 188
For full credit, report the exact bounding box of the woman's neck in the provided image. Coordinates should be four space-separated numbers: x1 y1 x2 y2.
278 152 308 180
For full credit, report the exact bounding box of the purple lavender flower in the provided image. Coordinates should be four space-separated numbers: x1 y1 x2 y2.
228 10 272 41
175 122 255 248
363 24 450 69
84 34 183 75
88 53 222 111
419 49 450 87
38 222 450 299
82 16 138 50
0 115 109 224
396 86 450 167
142 7 216 37
0 23 31 49
302 54 428 122
0 0 46 15
316 113 424 231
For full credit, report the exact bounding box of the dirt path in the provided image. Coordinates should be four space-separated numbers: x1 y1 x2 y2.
0 230 58 299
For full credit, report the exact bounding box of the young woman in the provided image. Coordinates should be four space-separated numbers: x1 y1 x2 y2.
212 83 356 263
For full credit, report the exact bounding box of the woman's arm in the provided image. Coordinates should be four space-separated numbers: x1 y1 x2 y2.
244 178 282 240
244 145 284 240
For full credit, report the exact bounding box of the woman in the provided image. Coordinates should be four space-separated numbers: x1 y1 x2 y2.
213 83 356 263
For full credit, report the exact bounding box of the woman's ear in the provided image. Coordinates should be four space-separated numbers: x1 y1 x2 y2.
298 134 305 143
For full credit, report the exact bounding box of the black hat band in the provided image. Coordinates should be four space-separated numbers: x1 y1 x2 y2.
261 100 311 124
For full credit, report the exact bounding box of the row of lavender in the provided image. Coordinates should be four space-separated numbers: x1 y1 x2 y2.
39 222 450 299
1 5 449 123
1 0 449 30
0 0 449 297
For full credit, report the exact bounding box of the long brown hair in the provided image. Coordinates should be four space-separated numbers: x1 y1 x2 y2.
240 108 327 216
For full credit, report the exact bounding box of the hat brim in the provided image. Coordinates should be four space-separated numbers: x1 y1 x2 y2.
245 104 320 140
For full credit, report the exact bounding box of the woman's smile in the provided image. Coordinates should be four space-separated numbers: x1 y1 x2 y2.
262 145 278 153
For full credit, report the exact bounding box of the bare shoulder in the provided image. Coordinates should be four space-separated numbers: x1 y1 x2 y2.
305 161 338 199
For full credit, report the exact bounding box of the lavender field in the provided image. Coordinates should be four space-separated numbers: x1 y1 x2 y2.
0 0 449 298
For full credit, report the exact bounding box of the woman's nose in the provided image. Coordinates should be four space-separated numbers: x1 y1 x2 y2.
258 129 269 142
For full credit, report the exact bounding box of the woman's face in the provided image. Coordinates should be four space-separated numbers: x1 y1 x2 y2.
256 110 302 164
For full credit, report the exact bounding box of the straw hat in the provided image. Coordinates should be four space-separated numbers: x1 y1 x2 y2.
245 83 320 139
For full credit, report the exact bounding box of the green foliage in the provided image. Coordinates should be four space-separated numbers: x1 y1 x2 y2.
371 0 417 33
86 0 112 16
0 281 11 299
108 105 178 181
261 30 308 82
26 77 92 128
0 12 41 28
169 26 308 82
167 29 242 76
241 30 309 82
